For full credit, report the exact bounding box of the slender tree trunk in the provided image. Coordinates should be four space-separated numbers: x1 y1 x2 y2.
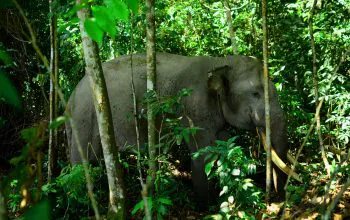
129 15 152 220
145 0 157 192
262 0 272 202
76 2 126 219
48 0 58 182
309 0 330 175
223 0 238 55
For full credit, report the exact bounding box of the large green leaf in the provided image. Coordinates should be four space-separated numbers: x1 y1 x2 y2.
92 6 116 38
131 200 144 215
104 0 129 22
84 18 104 44
0 0 14 9
158 197 173 205
125 0 139 14
0 47 13 65
24 199 50 220
0 71 21 108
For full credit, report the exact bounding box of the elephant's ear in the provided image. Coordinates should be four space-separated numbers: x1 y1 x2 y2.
207 65 230 95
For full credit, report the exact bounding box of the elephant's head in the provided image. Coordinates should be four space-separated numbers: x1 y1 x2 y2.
208 56 288 192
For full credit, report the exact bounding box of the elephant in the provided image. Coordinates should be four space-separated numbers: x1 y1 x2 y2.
66 52 288 206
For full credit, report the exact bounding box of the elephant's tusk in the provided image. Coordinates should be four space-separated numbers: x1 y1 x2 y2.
260 132 302 182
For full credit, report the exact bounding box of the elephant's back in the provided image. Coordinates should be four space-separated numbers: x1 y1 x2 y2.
102 53 211 96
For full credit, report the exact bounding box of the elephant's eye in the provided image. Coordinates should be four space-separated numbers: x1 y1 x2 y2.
252 92 260 98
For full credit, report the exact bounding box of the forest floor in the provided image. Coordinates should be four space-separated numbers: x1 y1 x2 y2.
163 167 350 220
164 185 350 220
1 159 349 219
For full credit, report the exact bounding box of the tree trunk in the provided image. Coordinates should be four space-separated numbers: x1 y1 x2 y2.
145 0 157 193
48 0 58 182
76 2 126 219
223 0 238 55
262 0 272 201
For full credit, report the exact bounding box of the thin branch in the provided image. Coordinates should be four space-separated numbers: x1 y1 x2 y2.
309 0 330 175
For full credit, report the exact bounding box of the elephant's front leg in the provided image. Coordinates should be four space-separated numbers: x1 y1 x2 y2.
189 129 218 208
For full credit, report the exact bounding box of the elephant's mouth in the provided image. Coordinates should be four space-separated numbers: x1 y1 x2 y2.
249 109 264 129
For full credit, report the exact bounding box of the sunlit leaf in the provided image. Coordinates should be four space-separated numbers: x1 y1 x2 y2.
204 214 223 220
67 3 87 17
219 185 228 196
49 116 68 130
92 6 116 38
228 196 234 203
84 18 103 44
158 197 173 205
104 0 129 21
205 160 215 176
231 168 240 176
125 0 139 14
131 200 144 215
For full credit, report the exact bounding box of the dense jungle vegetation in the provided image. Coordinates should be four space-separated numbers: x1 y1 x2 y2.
0 0 349 219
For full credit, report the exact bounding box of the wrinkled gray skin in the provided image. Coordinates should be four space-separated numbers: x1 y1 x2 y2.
66 53 288 206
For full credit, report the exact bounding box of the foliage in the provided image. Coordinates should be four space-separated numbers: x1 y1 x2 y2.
0 0 349 218
42 164 106 218
131 88 197 218
6 179 21 213
0 47 21 109
194 137 265 219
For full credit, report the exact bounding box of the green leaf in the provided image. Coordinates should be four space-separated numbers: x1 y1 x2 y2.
0 0 14 9
24 199 50 220
219 185 228 196
205 160 215 176
125 0 139 14
158 197 173 205
204 214 223 220
49 116 68 130
92 6 116 38
182 129 190 143
0 71 21 108
0 47 13 65
21 127 37 142
148 197 153 212
157 204 167 216
131 200 144 215
67 3 87 17
175 134 183 145
84 18 103 44
104 0 129 22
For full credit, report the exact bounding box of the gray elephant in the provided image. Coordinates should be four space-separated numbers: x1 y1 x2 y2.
66 53 288 206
